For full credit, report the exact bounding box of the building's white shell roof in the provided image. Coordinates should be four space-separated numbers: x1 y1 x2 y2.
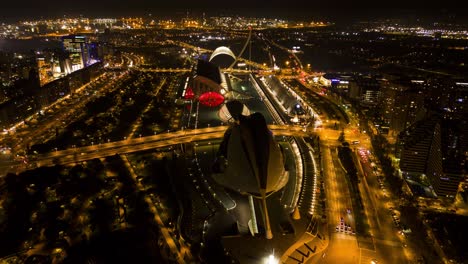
209 46 236 62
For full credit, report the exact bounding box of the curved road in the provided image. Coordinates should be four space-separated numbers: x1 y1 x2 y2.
1 125 308 176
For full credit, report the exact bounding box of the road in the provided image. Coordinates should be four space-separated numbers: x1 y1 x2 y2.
265 37 304 69
308 138 377 264
356 149 415 263
310 82 411 264
308 117 407 264
0 125 308 176
310 142 360 264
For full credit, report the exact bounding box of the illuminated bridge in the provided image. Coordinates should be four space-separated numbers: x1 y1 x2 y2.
138 68 253 74
1 125 309 176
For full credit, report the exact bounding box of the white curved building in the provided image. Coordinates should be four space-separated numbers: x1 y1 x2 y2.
209 46 236 68
213 112 289 239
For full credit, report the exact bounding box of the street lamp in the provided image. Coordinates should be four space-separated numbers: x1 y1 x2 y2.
265 254 278 264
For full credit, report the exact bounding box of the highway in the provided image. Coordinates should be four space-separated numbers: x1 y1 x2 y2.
1 125 308 176
265 37 304 69
138 68 254 74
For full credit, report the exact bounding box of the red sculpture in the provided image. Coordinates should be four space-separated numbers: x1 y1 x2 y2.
199 92 224 107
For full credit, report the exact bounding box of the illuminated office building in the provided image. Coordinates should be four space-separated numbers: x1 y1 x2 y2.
380 79 426 135
398 115 466 198
62 35 88 72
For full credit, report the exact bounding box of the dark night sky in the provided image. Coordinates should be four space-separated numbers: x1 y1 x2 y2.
0 0 466 23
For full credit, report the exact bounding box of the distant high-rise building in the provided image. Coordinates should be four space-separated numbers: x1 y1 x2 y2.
62 35 88 72
62 35 100 73
36 57 48 86
398 117 437 177
381 79 426 136
426 80 468 120
348 76 381 105
428 117 467 197
398 115 466 198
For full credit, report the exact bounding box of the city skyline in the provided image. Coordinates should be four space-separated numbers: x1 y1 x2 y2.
1 5 467 24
